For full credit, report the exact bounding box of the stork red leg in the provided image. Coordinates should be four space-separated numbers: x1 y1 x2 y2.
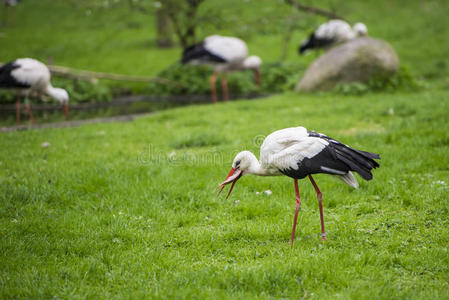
209 71 218 103
63 103 70 121
15 97 21 124
290 179 301 246
24 101 35 125
308 175 327 240
221 75 229 101
254 69 261 87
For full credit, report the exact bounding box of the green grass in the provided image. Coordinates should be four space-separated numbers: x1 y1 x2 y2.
0 0 448 79
1 89 449 298
1 0 449 298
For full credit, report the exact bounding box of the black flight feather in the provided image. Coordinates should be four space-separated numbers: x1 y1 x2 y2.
181 41 227 64
299 33 336 54
280 131 380 180
0 61 30 89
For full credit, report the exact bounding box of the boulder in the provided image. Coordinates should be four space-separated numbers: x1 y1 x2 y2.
296 37 399 92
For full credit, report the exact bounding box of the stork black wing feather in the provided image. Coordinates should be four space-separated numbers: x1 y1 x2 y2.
306 130 380 180
0 61 30 89
333 145 379 169
308 131 380 164
181 41 227 64
299 33 335 54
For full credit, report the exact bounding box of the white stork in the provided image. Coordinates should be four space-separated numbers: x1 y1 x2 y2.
218 126 380 245
4 0 19 5
3 0 20 26
181 35 262 103
0 58 69 124
299 20 368 54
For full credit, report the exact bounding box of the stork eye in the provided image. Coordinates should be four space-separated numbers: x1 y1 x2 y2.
235 160 241 167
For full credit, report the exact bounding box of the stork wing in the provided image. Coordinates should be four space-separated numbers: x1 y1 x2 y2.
260 127 380 181
204 36 248 62
181 41 227 64
260 127 329 171
11 59 50 86
268 137 328 171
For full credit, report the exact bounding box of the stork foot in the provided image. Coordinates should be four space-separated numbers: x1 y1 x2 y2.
321 233 327 241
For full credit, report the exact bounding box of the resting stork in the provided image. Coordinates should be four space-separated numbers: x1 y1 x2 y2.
218 126 380 245
181 35 262 103
0 58 69 124
299 20 368 54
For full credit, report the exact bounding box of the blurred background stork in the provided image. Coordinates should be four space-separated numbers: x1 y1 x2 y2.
181 35 262 103
299 20 368 54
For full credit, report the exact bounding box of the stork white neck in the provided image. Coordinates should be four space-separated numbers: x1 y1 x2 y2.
45 85 69 104
245 153 267 176
233 151 277 176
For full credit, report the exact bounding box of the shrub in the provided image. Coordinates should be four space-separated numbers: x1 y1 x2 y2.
148 62 305 96
334 65 422 95
51 77 114 103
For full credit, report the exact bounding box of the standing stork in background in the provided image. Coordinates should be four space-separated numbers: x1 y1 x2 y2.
2 0 20 26
218 126 380 245
299 20 368 55
181 35 262 103
0 58 69 124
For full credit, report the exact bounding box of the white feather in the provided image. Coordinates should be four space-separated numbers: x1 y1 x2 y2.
312 20 368 45
339 172 359 188
12 58 51 90
204 35 248 63
315 20 355 42
260 126 328 171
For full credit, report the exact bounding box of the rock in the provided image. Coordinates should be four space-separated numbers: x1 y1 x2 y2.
296 37 399 92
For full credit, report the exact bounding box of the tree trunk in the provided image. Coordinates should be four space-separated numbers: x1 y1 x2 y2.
156 8 175 48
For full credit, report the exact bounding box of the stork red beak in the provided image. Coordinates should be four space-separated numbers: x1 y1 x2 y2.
217 167 242 200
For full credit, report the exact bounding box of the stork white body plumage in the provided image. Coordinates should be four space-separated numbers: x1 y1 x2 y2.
299 20 368 54
181 35 262 102
0 58 69 124
218 126 380 245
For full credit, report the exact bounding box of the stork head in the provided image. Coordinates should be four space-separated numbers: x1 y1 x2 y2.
217 151 257 200
48 87 69 104
353 23 368 36
47 86 70 120
243 56 262 86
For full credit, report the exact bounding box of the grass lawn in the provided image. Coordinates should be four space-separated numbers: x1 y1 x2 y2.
1 89 448 298
1 0 449 298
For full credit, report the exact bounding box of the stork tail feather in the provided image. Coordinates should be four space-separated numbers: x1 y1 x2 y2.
339 172 359 189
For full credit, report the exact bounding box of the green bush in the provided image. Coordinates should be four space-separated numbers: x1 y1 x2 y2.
51 77 114 103
334 66 422 95
148 62 305 96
